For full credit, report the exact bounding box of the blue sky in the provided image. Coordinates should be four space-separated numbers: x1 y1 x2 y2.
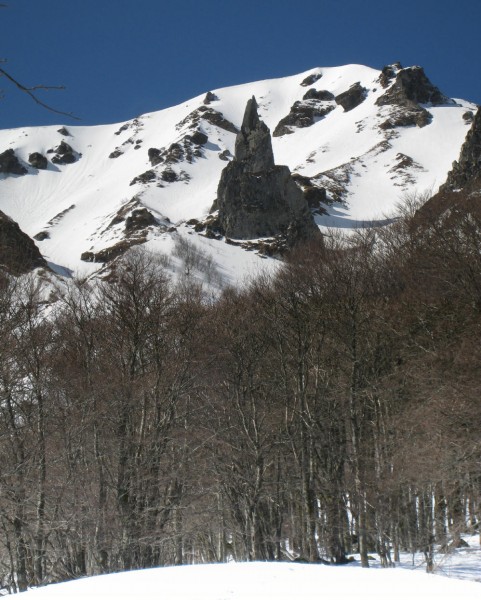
1 0 480 129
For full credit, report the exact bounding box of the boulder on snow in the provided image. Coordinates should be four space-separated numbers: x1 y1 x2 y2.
300 72 322 87
302 88 335 101
130 170 156 186
124 208 157 233
203 91 219 105
190 131 209 146
273 100 335 137
0 149 27 176
335 82 368 112
33 231 50 241
50 141 78 165
28 152 48 170
148 147 163 166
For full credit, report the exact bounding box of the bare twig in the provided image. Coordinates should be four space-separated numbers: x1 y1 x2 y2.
0 67 80 120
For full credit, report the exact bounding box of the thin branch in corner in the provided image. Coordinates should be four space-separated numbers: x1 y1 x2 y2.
0 67 80 120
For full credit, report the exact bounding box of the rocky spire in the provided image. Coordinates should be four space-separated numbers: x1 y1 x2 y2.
234 96 275 172
214 97 320 245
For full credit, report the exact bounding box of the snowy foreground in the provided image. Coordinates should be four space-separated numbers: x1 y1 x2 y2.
18 538 481 599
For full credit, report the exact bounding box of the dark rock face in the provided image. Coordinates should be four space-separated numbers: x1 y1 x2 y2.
335 82 368 112
81 238 146 264
440 108 481 192
28 152 48 170
148 147 163 166
203 91 218 105
57 127 71 136
0 210 47 275
124 208 157 233
379 109 432 129
215 96 320 244
198 107 239 133
219 149 232 161
300 72 322 87
273 98 335 137
0 149 27 176
146 131 208 171
50 141 78 165
292 174 328 210
33 231 50 241
177 105 239 134
160 168 178 182
377 66 450 107
190 130 208 145
378 63 402 88
374 66 449 130
302 88 334 101
234 96 275 172
130 170 156 186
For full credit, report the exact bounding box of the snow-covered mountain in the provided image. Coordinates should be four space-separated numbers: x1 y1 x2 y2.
0 63 477 284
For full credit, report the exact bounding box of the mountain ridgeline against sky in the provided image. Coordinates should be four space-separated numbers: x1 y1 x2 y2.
0 62 479 281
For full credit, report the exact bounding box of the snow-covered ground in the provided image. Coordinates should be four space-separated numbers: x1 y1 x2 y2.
0 64 476 283
18 535 481 599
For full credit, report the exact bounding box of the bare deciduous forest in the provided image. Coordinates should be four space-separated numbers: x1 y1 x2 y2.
0 197 480 593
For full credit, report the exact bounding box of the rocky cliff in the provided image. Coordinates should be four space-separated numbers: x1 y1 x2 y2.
0 211 48 275
440 107 481 193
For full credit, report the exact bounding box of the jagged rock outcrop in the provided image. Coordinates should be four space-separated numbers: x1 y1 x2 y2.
273 95 335 137
125 208 157 233
303 88 335 101
377 66 450 107
440 108 481 192
0 149 27 176
49 141 78 165
146 132 206 169
378 63 403 88
176 106 239 134
335 82 367 112
376 66 451 130
28 152 48 170
233 97 275 172
215 96 320 244
0 210 48 275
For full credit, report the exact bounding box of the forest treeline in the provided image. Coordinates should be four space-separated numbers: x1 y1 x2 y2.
0 196 480 592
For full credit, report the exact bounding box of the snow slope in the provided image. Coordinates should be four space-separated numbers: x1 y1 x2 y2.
0 64 476 282
17 560 481 600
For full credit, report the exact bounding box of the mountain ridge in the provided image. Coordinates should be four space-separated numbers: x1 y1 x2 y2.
0 63 477 284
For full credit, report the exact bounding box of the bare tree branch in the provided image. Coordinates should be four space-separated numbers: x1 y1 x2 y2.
0 67 80 120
